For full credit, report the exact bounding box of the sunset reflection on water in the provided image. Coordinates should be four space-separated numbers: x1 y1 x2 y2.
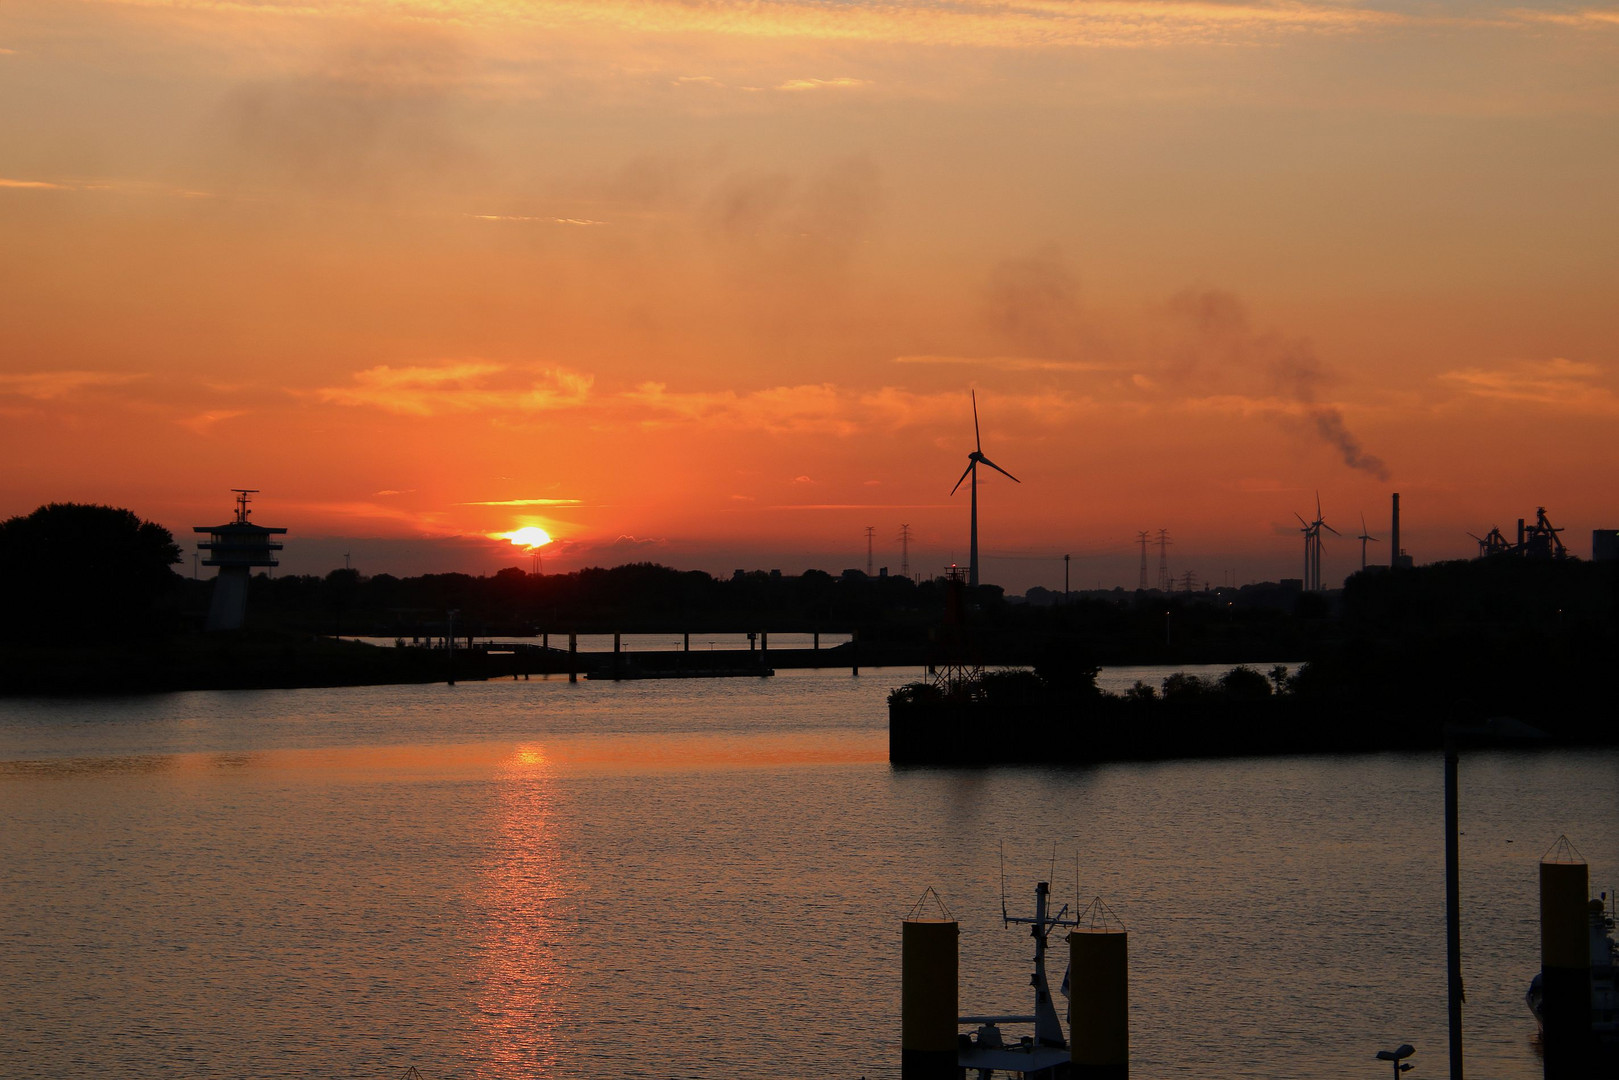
468 745 570 1076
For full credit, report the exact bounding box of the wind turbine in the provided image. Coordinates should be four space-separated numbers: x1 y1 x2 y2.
1356 513 1380 571
1311 495 1340 591
1294 494 1338 591
950 390 1019 587
1294 511 1317 590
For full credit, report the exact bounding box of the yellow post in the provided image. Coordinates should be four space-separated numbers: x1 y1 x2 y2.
1069 923 1128 1078
902 917 957 1080
1540 837 1591 1076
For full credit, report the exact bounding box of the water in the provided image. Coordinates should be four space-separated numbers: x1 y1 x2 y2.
2 669 1615 1078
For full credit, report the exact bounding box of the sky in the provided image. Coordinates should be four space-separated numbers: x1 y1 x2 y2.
3 0 1617 594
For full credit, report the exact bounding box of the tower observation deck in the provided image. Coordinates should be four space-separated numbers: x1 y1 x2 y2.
194 489 286 630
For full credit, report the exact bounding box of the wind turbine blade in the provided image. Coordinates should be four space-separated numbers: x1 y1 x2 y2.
1321 522 1341 536
950 460 975 496
972 389 981 452
1294 511 1309 528
977 454 1020 483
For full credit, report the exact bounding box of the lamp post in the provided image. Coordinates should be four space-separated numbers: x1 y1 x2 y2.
1376 1044 1415 1080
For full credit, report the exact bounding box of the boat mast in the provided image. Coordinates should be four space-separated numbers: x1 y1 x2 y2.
1004 880 1078 1047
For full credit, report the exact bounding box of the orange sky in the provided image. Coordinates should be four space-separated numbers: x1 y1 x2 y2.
3 0 1617 592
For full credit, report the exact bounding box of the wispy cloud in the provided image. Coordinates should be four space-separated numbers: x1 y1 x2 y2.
777 77 869 91
459 498 585 506
624 382 862 435
1507 7 1619 27
1440 357 1619 414
313 362 593 416
176 409 247 433
893 354 1107 372
90 0 1417 49
0 370 146 399
0 177 66 190
468 214 607 225
769 503 954 510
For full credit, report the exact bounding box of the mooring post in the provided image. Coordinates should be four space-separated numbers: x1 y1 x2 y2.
568 632 577 683
852 629 860 677
447 609 457 687
1444 742 1464 1080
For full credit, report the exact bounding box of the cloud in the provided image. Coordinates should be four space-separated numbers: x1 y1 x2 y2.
459 498 585 506
625 382 862 435
0 370 147 399
1507 8 1619 28
770 503 954 510
776 77 870 91
893 355 1107 372
176 409 247 433
314 363 593 416
0 177 67 190
468 214 607 225
1440 357 1619 414
100 0 1409 49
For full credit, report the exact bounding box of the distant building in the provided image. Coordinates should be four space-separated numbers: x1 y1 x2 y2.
1596 530 1619 562
194 490 285 631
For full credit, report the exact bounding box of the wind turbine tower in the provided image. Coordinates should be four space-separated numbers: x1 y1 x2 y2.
1356 513 1380 572
949 390 1020 587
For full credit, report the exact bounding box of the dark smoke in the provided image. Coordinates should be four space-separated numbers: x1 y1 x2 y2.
1167 289 1391 480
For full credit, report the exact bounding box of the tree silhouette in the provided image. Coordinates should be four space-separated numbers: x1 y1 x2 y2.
0 503 181 643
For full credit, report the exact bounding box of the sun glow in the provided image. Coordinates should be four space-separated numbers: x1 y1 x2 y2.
498 526 552 549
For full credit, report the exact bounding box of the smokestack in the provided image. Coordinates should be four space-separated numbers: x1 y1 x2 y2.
1391 492 1400 568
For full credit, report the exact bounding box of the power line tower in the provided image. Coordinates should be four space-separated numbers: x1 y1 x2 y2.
865 525 875 576
1156 529 1172 592
1179 569 1198 593
899 523 911 581
1137 531 1150 590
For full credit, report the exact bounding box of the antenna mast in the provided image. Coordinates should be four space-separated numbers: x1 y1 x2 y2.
866 525 875 576
899 523 911 582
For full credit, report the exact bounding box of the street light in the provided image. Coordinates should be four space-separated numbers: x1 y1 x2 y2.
1376 1044 1415 1078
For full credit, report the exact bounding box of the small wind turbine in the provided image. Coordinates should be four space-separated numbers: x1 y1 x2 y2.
1294 494 1338 590
950 390 1019 588
1356 513 1380 571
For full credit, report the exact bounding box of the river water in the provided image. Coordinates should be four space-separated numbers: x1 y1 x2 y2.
2 668 1614 1079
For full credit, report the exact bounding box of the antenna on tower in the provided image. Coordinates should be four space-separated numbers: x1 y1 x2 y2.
865 525 875 576
1156 529 1172 592
899 524 911 582
1137 531 1150 590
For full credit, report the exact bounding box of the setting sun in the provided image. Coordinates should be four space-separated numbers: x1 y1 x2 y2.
498 527 552 549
